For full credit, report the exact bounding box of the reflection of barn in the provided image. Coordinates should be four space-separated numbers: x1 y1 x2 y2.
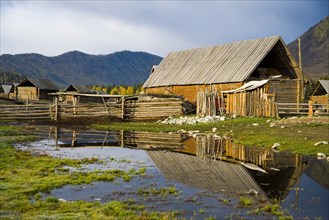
310 80 329 105
17 78 58 101
143 36 303 116
169 135 304 201
148 150 268 200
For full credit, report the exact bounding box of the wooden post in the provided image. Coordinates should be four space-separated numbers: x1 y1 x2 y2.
308 100 313 117
102 97 110 116
73 96 77 116
54 96 58 121
121 96 125 119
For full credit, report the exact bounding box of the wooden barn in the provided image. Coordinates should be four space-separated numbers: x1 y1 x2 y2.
143 36 303 116
17 78 59 101
63 84 94 103
310 80 329 105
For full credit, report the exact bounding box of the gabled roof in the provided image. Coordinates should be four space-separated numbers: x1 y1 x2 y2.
143 36 300 88
319 80 329 94
65 84 92 93
1 85 13 94
18 78 59 90
312 80 329 96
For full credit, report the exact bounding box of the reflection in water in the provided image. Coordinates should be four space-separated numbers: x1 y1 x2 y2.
24 125 328 218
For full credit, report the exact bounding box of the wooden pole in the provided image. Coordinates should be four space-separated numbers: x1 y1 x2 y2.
308 100 313 118
121 96 125 119
54 96 58 121
298 38 302 74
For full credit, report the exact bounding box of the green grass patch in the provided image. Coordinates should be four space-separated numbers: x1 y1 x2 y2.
93 116 329 156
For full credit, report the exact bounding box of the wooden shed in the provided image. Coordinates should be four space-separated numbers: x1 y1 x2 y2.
0 83 18 99
310 80 329 105
64 84 93 103
143 36 303 116
17 78 59 101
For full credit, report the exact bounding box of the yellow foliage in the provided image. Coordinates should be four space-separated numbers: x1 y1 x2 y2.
126 86 134 95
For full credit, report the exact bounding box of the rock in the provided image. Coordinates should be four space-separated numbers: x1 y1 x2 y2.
317 153 326 159
59 198 67 202
220 116 225 121
297 131 302 133
266 119 271 123
270 123 276 127
280 126 285 128
314 141 329 146
271 143 280 149
246 189 259 195
252 123 259 126
212 127 217 132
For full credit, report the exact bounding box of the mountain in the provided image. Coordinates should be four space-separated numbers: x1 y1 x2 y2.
0 50 162 86
287 16 329 80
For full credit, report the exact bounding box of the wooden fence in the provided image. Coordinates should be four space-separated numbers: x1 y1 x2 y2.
0 102 52 120
196 87 278 117
0 95 184 121
277 101 329 117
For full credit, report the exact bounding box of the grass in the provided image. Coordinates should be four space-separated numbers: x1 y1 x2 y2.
137 186 179 197
93 116 329 156
0 125 177 219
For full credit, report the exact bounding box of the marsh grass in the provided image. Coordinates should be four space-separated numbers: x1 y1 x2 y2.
137 186 179 197
0 125 175 219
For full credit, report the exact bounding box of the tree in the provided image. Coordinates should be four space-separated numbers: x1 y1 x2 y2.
118 86 126 95
110 87 119 95
126 86 134 95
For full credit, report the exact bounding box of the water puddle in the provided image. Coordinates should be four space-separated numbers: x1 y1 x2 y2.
15 124 329 219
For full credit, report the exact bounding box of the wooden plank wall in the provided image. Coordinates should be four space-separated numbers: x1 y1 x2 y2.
225 87 278 117
310 94 329 105
17 87 38 101
267 79 299 103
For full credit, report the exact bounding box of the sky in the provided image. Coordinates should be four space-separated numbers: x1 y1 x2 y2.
0 0 328 57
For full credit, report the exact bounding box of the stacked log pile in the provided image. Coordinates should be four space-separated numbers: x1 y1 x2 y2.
124 95 183 120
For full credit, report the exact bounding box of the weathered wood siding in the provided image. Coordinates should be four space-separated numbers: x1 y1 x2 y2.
145 83 242 103
310 94 329 105
17 87 38 101
267 79 299 103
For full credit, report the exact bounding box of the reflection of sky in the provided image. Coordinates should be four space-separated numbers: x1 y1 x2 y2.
15 139 155 171
283 174 329 219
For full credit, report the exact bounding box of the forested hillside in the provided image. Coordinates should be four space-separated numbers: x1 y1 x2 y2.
288 16 329 80
0 51 162 86
0 68 25 84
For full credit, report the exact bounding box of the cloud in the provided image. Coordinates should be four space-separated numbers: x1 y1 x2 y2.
1 1 328 56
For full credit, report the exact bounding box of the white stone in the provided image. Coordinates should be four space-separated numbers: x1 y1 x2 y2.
271 143 280 149
314 141 328 146
212 127 217 132
252 123 259 126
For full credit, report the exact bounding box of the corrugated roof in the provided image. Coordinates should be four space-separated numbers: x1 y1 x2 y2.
319 80 329 94
18 78 59 90
143 36 290 88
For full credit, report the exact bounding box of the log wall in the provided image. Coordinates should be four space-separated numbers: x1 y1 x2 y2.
145 83 242 103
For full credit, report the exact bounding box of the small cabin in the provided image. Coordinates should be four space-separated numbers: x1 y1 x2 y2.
0 83 18 99
310 80 329 105
64 84 93 103
17 78 58 101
